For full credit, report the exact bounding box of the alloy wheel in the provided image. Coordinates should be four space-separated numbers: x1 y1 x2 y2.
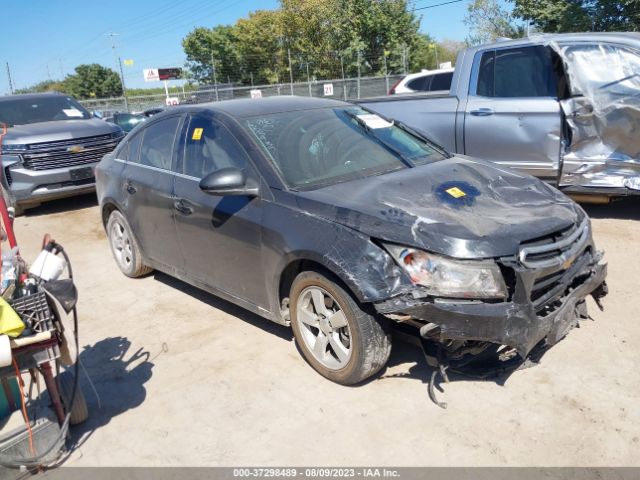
296 286 352 370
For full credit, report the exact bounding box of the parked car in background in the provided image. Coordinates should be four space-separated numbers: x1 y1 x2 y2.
96 97 606 387
362 33 640 201
0 92 124 214
104 112 146 133
388 68 454 95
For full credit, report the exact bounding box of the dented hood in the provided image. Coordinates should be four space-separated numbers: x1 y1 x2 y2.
295 156 582 259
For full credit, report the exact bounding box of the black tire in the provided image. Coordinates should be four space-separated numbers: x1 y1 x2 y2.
57 370 89 425
290 271 392 385
106 210 153 278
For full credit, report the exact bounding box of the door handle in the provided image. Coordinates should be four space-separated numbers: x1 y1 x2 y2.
173 199 193 216
470 108 494 117
126 181 137 195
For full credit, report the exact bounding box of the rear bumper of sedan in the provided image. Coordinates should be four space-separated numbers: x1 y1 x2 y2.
375 251 607 360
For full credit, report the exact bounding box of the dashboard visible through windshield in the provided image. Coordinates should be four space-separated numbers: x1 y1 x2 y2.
243 107 446 189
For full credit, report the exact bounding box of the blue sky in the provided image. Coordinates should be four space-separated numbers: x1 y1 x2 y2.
0 0 512 94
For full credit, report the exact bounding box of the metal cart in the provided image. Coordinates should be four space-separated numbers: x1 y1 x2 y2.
0 182 86 472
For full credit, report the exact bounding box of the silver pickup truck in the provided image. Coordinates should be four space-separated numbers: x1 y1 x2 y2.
360 32 640 201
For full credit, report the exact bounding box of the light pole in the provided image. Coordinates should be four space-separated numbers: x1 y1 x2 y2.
105 33 129 112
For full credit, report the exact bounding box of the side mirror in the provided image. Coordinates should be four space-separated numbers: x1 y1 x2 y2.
199 167 259 197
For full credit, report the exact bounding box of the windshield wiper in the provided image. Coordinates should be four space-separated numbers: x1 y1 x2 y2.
343 110 413 167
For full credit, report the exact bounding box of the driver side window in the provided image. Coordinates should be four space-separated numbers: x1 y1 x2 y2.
182 115 247 178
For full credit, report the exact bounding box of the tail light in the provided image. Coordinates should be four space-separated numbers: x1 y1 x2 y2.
388 79 402 95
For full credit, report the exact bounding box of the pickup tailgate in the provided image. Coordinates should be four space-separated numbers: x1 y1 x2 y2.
358 93 460 153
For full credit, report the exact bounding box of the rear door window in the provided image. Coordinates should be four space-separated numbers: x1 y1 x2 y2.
118 132 142 162
407 76 430 91
181 114 248 178
430 72 453 91
139 116 181 170
476 46 557 97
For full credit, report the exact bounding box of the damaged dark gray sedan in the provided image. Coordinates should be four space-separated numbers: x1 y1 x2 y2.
96 97 607 389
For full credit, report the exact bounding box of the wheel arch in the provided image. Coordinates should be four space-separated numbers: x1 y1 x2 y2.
276 253 367 311
101 198 122 229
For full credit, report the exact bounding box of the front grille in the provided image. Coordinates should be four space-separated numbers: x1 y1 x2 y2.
530 249 592 314
22 134 120 171
518 218 589 269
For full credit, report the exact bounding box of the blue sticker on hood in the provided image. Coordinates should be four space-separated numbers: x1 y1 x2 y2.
435 181 480 208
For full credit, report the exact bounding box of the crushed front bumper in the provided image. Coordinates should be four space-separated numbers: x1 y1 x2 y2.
375 254 607 359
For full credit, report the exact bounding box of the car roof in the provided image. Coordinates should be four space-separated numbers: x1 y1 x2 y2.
404 68 455 80
170 96 350 119
0 92 68 103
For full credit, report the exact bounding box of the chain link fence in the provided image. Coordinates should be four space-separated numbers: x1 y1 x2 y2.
79 74 406 114
78 44 445 113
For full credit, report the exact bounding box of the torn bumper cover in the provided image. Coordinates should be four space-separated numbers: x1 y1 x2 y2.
375 254 607 359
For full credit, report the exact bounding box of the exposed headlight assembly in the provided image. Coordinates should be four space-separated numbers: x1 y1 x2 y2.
384 244 507 299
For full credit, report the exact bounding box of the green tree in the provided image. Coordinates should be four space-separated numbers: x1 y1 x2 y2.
15 80 68 95
181 0 432 86
63 64 122 99
234 10 284 84
464 0 523 45
337 0 426 75
511 0 640 33
182 26 241 84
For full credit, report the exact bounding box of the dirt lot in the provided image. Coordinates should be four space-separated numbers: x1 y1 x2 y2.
13 194 640 466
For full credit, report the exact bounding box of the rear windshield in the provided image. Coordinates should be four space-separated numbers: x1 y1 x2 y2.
0 95 91 126
243 106 446 189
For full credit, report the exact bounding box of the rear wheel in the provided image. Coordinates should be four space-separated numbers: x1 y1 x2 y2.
290 271 392 385
106 210 152 277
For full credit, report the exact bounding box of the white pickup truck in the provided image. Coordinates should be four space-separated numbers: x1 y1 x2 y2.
360 32 640 200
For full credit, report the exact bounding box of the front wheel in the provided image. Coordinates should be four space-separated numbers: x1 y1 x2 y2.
290 271 392 385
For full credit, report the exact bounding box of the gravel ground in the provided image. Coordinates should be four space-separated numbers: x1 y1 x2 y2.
12 194 640 467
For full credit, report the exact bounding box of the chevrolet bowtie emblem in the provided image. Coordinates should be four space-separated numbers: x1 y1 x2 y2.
67 145 85 153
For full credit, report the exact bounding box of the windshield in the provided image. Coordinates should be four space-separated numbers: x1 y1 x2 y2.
243 107 446 189
0 95 91 126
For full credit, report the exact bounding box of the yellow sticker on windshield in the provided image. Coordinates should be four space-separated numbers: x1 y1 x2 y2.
446 187 466 198
192 128 203 140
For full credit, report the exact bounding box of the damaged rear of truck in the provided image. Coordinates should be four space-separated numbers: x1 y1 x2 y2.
360 33 640 201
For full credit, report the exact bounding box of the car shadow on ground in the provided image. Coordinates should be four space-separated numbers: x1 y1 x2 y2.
60 336 154 458
153 272 293 341
580 197 640 220
21 193 98 218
